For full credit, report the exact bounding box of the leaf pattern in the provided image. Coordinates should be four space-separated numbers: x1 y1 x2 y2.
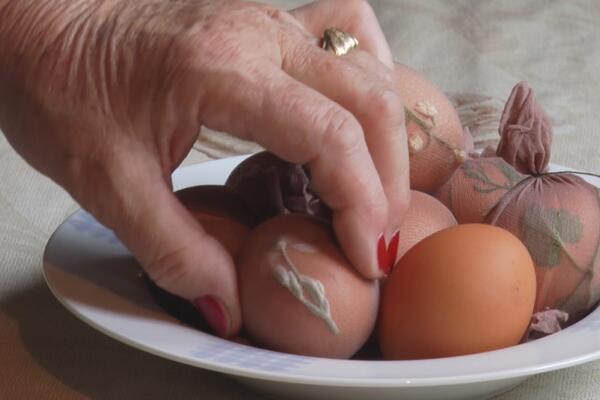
495 158 524 185
521 206 584 267
462 159 524 194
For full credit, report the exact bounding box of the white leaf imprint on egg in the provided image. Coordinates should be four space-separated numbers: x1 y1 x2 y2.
409 134 425 154
271 238 339 335
416 100 439 120
290 242 318 253
405 101 466 165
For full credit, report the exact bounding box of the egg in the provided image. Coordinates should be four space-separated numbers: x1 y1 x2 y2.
238 214 379 358
391 190 457 265
374 191 455 344
486 173 600 322
379 224 536 360
395 63 465 193
176 185 253 257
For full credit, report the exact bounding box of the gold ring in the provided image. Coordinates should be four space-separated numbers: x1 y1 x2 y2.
321 28 359 56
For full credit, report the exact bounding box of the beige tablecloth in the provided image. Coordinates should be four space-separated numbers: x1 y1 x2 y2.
1 1 599 399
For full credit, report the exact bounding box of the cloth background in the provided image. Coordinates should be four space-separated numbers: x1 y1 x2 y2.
1 1 599 398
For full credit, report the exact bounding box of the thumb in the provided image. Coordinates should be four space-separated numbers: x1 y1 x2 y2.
84 153 241 338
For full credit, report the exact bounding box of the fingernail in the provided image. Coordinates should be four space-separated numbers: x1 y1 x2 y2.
193 296 230 338
377 233 390 275
387 230 400 272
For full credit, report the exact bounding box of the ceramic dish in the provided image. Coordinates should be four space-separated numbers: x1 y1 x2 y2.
43 156 600 400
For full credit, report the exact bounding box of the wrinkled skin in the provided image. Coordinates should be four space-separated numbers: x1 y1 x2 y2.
0 0 409 337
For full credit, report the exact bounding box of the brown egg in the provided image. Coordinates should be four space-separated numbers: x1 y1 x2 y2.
176 185 253 257
379 224 536 360
238 214 379 358
395 63 465 193
376 191 457 342
392 190 457 264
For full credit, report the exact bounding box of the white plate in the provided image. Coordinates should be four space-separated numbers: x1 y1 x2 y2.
43 156 600 400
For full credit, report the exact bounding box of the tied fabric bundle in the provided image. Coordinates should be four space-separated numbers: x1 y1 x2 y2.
226 151 332 223
486 82 600 327
496 82 553 175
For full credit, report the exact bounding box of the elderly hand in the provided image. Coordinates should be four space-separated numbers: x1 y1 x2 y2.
0 0 409 337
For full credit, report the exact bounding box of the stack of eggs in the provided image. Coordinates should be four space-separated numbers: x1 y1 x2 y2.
148 67 600 360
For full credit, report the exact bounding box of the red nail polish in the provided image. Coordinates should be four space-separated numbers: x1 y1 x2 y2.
193 296 230 338
377 234 390 275
387 230 400 273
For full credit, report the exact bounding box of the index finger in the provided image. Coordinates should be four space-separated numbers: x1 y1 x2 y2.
199 64 388 279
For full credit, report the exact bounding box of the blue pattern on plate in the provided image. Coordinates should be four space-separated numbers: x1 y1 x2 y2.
68 211 120 245
191 340 311 372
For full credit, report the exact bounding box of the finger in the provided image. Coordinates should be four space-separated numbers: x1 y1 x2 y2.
199 65 388 279
282 43 411 259
289 0 394 68
78 149 241 338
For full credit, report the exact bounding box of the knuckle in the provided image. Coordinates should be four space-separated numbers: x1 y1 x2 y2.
177 30 241 67
260 4 305 35
145 246 192 291
320 108 364 156
169 10 252 69
378 65 397 85
368 88 403 121
262 6 288 23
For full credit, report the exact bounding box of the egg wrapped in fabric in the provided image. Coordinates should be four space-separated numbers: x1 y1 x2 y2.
379 224 536 360
487 174 600 323
435 157 525 224
238 214 379 358
390 190 457 269
176 185 254 257
487 82 600 326
395 63 466 193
